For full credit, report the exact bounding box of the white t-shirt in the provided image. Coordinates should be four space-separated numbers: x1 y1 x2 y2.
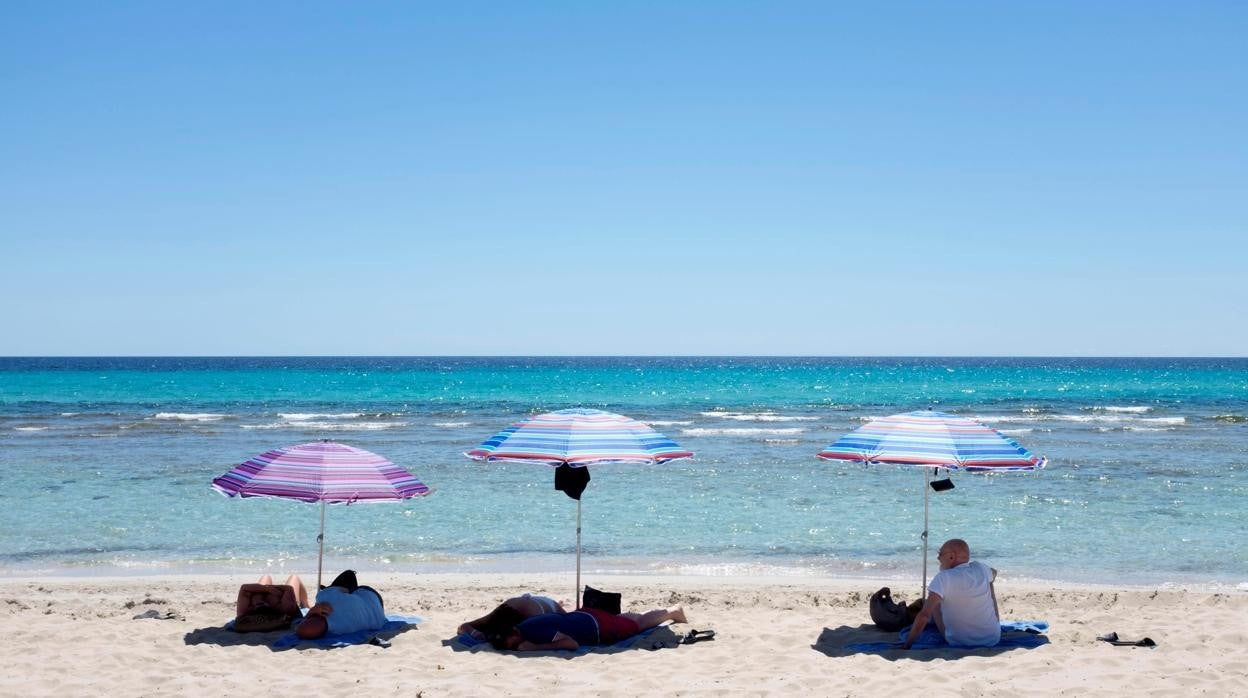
928 560 1001 647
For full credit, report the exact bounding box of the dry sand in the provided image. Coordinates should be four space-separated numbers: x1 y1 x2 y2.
1 572 1245 697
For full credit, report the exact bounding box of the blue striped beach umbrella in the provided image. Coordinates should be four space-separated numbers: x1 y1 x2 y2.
817 410 1045 596
466 408 693 603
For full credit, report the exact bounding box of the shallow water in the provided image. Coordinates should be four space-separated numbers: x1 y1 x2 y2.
2 357 1245 587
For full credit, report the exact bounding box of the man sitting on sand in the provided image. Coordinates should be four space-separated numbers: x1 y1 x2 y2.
295 570 387 640
902 538 1001 649
488 604 687 652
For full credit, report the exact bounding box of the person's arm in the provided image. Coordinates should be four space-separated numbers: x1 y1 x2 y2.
517 631 579 652
236 584 279 616
989 567 1000 621
457 622 486 639
457 614 490 638
458 602 509 639
901 592 941 649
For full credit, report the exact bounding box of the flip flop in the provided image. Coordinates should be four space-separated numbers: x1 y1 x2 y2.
681 629 716 644
1097 632 1156 647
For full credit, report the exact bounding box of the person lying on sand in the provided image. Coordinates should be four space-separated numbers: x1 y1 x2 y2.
458 593 567 640
232 574 308 633
295 570 387 640
487 604 687 652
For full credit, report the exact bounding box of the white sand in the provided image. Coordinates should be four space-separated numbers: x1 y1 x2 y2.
1 572 1245 696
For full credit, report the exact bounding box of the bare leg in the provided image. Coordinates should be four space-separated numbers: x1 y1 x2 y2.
258 574 273 585
235 586 252 617
622 606 687 631
286 575 309 608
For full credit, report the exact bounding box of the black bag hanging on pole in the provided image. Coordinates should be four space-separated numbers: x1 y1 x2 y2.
554 464 590 500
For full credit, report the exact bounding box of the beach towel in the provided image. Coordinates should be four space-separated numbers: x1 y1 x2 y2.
271 614 423 649
842 620 1050 654
450 625 665 655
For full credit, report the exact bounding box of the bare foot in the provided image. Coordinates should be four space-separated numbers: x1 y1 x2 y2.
670 606 687 624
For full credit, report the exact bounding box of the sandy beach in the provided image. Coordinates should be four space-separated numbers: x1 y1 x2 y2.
2 572 1245 697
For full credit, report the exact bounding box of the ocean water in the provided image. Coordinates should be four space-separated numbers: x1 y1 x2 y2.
1 357 1246 588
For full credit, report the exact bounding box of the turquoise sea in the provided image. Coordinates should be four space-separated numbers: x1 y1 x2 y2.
2 357 1246 588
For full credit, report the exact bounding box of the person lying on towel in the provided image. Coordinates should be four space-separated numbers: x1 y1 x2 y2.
295 570 387 640
458 593 567 640
902 538 1001 649
233 573 308 633
486 604 687 651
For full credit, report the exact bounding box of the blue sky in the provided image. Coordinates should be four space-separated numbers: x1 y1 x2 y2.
2 1 1244 356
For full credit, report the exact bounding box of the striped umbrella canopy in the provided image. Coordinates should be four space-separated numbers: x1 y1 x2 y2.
817 410 1045 596
466 408 693 603
466 408 694 466
212 441 431 586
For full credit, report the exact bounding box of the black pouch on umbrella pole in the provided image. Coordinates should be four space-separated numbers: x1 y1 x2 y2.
554 464 590 500
930 478 955 492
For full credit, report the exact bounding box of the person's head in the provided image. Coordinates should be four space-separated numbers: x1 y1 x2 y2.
937 538 971 570
481 603 527 650
296 614 328 640
479 603 525 635
487 628 523 651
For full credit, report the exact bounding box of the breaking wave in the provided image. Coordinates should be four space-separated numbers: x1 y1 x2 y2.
681 427 806 436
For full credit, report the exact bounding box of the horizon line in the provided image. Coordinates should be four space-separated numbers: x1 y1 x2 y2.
2 354 1246 360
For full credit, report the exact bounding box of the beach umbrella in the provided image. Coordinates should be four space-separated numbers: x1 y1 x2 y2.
211 440 431 588
465 408 693 605
817 410 1045 597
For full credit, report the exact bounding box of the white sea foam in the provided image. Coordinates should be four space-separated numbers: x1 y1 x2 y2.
1054 414 1185 425
151 413 226 422
681 427 806 436
277 413 363 421
242 421 408 431
1091 406 1153 414
433 421 471 428
998 428 1034 435
642 420 694 426
971 415 1038 423
700 412 818 422
15 426 48 432
764 438 801 444
657 561 822 578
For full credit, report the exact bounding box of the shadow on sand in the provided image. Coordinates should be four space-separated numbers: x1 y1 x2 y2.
812 624 1049 661
184 623 418 652
441 625 683 658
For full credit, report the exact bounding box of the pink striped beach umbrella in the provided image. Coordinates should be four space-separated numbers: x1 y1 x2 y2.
212 440 431 587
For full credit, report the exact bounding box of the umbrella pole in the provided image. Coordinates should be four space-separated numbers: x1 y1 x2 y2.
317 499 326 589
575 498 582 609
922 468 930 599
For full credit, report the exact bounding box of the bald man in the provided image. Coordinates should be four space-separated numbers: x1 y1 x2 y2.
902 538 1001 649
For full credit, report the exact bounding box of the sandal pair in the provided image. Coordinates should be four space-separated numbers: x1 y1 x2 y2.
681 629 716 644
1097 631 1156 647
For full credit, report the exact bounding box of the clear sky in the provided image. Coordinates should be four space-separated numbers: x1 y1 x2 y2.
1 1 1244 356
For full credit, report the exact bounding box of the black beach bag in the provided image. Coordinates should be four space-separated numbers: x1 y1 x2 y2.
869 586 910 632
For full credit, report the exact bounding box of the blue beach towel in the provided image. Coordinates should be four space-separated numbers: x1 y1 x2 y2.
843 620 1050 654
451 625 664 655
272 614 424 649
